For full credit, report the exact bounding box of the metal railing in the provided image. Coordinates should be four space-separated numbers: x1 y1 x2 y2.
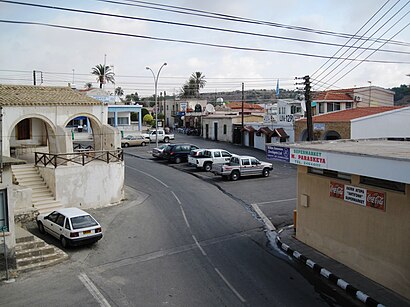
34 149 123 168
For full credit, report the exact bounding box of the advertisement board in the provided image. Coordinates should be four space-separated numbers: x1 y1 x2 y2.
266 145 290 162
290 149 327 168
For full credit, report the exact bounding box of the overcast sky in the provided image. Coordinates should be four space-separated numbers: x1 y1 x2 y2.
0 0 409 97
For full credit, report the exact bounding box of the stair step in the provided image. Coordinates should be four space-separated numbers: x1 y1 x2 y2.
15 240 46 251
16 246 55 259
17 253 69 273
34 199 60 206
36 203 63 214
14 173 41 179
16 235 35 244
17 253 62 267
32 195 55 202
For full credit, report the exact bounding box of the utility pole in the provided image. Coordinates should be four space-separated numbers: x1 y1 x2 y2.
241 82 244 145
296 75 313 141
164 91 167 127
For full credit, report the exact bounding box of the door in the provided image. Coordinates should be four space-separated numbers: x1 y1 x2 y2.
43 212 63 238
205 124 209 139
221 151 232 163
240 158 252 176
214 122 218 141
249 131 255 147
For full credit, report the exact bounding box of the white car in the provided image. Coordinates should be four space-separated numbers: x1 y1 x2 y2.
36 208 103 248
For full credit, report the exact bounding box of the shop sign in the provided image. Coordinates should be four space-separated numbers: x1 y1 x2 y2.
329 183 386 211
329 181 344 199
344 185 366 206
290 149 327 168
266 145 290 162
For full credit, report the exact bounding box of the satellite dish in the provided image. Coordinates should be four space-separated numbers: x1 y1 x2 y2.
216 97 224 104
205 104 215 113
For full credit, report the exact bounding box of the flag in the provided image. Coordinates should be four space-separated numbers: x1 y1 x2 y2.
275 79 280 97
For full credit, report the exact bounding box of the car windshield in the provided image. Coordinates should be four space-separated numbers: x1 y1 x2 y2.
70 215 98 230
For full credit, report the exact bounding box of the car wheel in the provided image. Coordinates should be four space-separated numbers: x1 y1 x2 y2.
61 236 69 248
37 222 45 234
141 142 146 146
123 143 129 148
164 137 169 143
204 162 212 172
263 168 270 177
175 157 182 164
231 171 240 181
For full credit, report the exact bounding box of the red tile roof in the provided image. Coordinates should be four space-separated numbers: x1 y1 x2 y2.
298 106 403 123
313 89 353 101
227 102 264 110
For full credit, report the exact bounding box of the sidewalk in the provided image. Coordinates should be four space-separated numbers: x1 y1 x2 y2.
255 205 409 307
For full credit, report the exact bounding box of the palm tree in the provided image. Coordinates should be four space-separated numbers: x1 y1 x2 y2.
115 86 124 97
91 64 115 89
190 72 206 98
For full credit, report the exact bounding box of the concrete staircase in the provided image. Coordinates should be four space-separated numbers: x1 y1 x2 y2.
15 226 68 273
12 164 63 214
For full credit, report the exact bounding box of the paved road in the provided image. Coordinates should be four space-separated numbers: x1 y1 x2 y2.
0 135 356 306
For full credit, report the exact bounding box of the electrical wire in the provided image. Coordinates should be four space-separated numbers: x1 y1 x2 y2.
1 0 409 55
1 19 409 65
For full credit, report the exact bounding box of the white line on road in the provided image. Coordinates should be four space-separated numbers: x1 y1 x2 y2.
192 235 207 256
171 191 181 204
253 198 297 206
251 203 277 232
78 273 111 307
180 206 191 228
126 166 169 188
214 268 246 303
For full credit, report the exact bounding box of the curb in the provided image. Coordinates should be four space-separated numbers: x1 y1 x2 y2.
275 233 385 307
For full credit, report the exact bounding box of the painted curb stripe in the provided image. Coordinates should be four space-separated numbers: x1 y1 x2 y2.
275 235 385 307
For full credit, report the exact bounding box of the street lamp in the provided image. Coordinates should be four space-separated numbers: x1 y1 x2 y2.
146 63 167 147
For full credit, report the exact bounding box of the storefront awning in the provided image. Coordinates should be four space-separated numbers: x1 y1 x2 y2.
273 128 289 138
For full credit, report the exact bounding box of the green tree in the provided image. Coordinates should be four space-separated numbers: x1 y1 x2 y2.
390 84 409 103
125 92 140 104
84 82 93 89
141 108 149 118
91 64 115 89
143 114 153 125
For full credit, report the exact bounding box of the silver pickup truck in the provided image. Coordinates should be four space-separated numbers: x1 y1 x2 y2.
212 155 273 181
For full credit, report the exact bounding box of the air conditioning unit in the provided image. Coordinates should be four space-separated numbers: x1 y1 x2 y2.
355 96 362 102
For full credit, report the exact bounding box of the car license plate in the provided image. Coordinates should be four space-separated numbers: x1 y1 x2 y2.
83 230 91 234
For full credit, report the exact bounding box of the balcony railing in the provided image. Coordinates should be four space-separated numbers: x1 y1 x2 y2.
34 149 123 168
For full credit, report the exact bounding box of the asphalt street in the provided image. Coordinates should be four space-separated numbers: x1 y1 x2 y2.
0 134 358 306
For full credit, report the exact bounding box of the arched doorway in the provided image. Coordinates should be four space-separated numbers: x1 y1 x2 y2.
300 129 308 141
9 116 57 162
323 130 341 140
64 114 103 151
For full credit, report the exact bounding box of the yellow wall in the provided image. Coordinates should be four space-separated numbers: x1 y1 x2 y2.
296 166 410 299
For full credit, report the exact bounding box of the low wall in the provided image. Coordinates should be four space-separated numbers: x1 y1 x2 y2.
39 161 124 209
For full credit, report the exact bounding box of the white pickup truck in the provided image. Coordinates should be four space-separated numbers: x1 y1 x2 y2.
188 149 232 171
212 155 273 181
146 129 175 143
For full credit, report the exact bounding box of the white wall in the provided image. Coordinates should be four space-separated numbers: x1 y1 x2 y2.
38 161 124 208
351 107 410 139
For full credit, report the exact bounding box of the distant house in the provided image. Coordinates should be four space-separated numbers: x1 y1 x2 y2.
295 106 409 141
312 86 395 115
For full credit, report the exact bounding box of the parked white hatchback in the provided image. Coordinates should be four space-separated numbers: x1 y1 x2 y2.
37 208 103 248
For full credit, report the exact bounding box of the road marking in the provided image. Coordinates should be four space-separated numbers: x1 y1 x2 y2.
214 268 246 303
251 203 277 232
126 166 169 188
253 198 297 206
192 235 207 256
180 206 191 228
78 273 111 307
171 191 181 204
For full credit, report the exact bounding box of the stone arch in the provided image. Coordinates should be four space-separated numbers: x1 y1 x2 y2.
8 114 58 158
300 129 308 141
64 113 104 151
323 130 341 140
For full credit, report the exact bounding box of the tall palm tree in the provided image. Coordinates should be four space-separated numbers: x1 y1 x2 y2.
91 64 115 89
190 72 206 98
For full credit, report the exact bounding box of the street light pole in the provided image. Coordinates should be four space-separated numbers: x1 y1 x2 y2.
146 63 167 148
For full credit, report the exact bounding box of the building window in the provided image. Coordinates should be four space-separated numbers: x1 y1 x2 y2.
308 167 351 181
117 117 129 125
319 103 325 114
17 118 31 140
327 102 341 112
108 118 114 125
360 176 405 192
223 125 227 134
346 102 353 109
0 190 8 232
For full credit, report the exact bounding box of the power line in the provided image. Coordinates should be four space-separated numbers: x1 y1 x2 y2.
2 0 409 55
1 19 409 65
95 0 410 47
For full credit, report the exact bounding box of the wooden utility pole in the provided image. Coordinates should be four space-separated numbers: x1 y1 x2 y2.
241 82 244 145
303 75 314 141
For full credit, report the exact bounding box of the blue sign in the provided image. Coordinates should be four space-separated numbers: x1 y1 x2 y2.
266 145 290 162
